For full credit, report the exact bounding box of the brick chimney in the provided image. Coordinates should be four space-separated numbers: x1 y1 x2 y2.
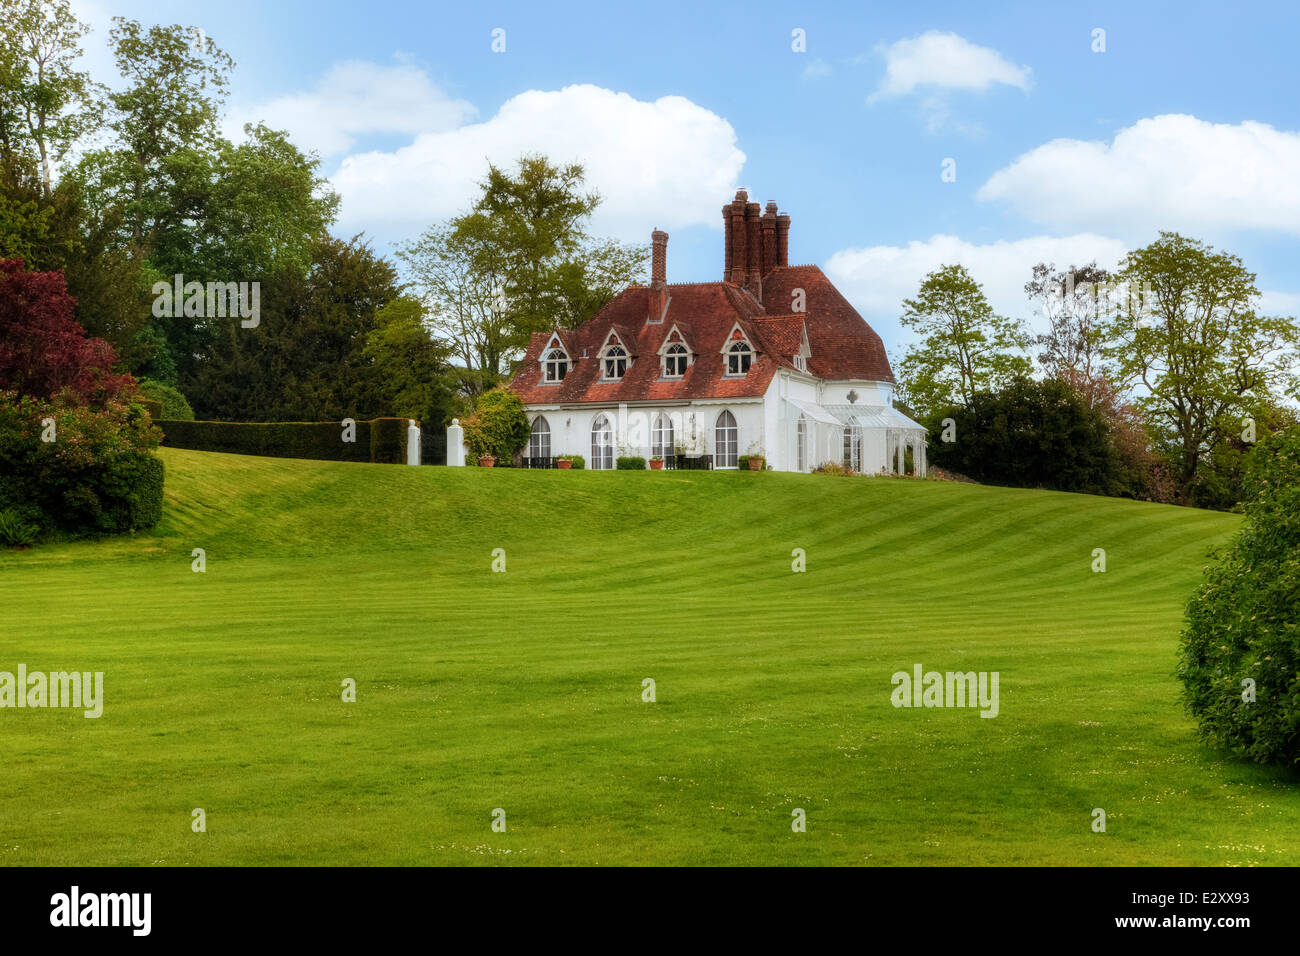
721 190 789 291
728 190 747 285
651 229 668 288
648 228 668 323
761 202 777 276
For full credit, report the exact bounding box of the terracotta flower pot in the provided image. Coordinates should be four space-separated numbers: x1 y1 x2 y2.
649 459 664 470
478 456 495 468
557 459 572 470
747 456 765 471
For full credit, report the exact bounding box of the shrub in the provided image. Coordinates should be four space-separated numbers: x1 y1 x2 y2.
137 379 195 420
0 389 164 537
0 259 135 406
157 417 413 464
1178 427 1300 766
616 456 646 470
0 507 39 547
138 398 163 420
926 377 1120 495
461 388 529 461
813 461 852 476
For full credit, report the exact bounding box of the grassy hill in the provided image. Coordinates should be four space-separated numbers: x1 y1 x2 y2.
2 447 1296 866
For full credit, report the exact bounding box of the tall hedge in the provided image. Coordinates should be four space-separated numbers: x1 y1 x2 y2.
157 417 414 464
1178 426 1300 766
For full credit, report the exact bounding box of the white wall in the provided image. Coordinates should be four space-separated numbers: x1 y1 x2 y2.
818 380 893 406
524 376 898 473
525 401 765 468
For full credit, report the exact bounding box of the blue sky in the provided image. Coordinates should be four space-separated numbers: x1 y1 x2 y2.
73 0 1300 352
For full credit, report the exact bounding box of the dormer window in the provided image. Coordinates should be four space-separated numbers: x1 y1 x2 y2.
603 344 628 380
727 341 753 376
794 354 807 372
663 343 688 378
543 348 569 382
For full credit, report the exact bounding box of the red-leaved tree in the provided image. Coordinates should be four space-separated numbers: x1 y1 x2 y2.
0 258 136 406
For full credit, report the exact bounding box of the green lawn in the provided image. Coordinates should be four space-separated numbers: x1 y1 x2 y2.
2 447 1295 866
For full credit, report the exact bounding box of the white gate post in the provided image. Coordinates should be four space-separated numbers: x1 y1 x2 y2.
447 418 466 466
406 419 421 466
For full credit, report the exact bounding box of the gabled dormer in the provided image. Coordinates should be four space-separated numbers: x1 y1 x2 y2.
793 321 811 373
598 328 632 381
657 324 694 379
721 323 755 377
538 331 571 384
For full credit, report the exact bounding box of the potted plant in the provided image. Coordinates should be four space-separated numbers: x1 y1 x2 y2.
478 454 496 467
745 440 766 471
557 455 573 470
649 455 664 470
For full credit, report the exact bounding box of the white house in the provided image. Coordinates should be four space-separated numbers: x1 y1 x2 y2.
506 190 927 474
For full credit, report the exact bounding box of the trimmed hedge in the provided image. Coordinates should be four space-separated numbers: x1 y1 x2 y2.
616 456 646 470
138 398 164 420
157 417 414 464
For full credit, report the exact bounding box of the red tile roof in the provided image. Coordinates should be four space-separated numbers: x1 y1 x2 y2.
509 265 893 406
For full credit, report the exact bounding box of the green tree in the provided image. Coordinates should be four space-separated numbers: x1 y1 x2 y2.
400 153 647 384
1024 261 1113 404
0 0 101 195
925 376 1120 494
356 296 458 427
191 235 401 421
93 17 233 250
396 224 509 384
898 264 1031 418
1178 426 1300 766
1107 233 1300 504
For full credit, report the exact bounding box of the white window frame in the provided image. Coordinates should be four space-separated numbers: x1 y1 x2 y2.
715 410 738 468
652 413 674 460
662 343 688 378
796 414 807 471
591 414 615 469
725 340 753 377
529 416 551 459
601 344 629 381
542 348 569 383
843 425 862 472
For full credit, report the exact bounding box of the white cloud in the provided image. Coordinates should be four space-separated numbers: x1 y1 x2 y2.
1259 289 1300 317
225 59 476 157
978 114 1300 236
867 31 1032 103
802 58 832 80
824 233 1129 348
331 83 746 243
